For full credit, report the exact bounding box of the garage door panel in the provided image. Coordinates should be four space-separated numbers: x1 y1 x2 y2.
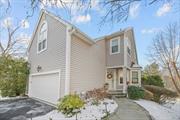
29 72 60 104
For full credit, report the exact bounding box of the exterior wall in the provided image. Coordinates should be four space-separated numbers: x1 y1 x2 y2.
106 34 124 67
70 35 106 93
124 29 138 67
28 13 67 97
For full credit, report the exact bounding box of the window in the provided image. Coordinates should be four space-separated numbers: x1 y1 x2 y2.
132 71 138 83
127 39 131 55
119 77 123 84
38 21 47 53
110 38 120 54
127 47 131 55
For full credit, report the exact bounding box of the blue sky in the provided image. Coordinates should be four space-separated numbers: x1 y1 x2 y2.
0 0 180 67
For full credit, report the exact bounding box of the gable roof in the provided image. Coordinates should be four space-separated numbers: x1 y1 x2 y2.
27 10 95 52
94 27 139 64
94 27 132 41
27 10 139 64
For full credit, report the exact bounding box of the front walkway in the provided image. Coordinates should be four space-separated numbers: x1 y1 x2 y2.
109 98 152 120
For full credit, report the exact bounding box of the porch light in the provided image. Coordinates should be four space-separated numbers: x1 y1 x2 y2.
37 65 42 72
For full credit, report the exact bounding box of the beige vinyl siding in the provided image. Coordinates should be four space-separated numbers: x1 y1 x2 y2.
28 13 66 97
70 35 106 93
106 34 124 67
124 29 138 67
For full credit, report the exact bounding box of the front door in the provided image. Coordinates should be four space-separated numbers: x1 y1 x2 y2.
106 68 124 91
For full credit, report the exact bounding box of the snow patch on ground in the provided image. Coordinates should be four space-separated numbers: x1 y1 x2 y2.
0 96 26 101
32 98 118 120
135 98 180 120
163 98 180 117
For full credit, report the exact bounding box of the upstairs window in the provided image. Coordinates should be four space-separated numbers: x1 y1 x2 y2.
127 39 131 55
127 47 131 55
110 37 120 54
38 21 47 53
132 71 138 83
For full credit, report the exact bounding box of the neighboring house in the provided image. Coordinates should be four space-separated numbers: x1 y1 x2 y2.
27 10 142 104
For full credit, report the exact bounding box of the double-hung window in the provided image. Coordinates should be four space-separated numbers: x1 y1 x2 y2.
132 71 138 83
38 21 47 53
110 38 120 54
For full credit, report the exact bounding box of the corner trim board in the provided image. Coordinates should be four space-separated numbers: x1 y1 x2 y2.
64 26 72 95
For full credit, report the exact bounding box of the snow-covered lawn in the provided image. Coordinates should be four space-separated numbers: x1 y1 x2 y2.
135 98 180 120
32 98 118 120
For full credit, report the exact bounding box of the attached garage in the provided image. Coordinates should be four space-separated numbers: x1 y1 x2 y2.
28 70 61 104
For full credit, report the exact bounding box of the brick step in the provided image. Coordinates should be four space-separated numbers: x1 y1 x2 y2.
108 90 123 95
108 90 127 98
109 90 123 92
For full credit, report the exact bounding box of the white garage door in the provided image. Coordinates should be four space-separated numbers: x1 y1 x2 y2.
28 70 61 104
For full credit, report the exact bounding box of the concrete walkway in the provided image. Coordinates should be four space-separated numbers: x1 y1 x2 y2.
109 98 151 120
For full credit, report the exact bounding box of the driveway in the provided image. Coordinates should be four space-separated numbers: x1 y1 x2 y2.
0 98 55 120
109 98 152 120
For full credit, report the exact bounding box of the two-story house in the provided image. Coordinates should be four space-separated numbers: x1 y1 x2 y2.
27 10 142 104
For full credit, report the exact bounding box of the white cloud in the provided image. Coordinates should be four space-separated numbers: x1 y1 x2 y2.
129 2 140 18
40 0 100 24
0 0 6 4
1 17 12 28
141 28 161 34
156 3 171 17
72 14 91 23
21 20 29 29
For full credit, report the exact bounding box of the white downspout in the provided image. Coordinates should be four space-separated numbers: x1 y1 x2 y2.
64 26 75 95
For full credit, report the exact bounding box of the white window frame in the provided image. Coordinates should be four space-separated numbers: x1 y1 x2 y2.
110 37 120 55
131 70 139 84
37 21 48 54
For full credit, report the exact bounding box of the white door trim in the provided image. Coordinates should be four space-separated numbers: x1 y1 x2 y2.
113 69 116 90
30 69 61 76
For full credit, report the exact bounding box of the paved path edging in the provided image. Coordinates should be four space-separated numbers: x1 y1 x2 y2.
108 98 152 120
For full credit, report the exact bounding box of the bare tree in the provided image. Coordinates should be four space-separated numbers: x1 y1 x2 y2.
0 0 30 57
1 0 174 25
0 0 177 57
0 19 29 57
143 62 160 76
149 23 180 94
32 0 172 24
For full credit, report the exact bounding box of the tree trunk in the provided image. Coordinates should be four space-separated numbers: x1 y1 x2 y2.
172 62 180 81
167 64 180 94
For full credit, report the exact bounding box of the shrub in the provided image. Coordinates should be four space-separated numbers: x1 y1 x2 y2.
142 75 164 87
86 88 109 100
57 94 85 117
144 89 154 100
128 86 144 100
91 98 100 106
0 55 29 97
143 85 178 103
